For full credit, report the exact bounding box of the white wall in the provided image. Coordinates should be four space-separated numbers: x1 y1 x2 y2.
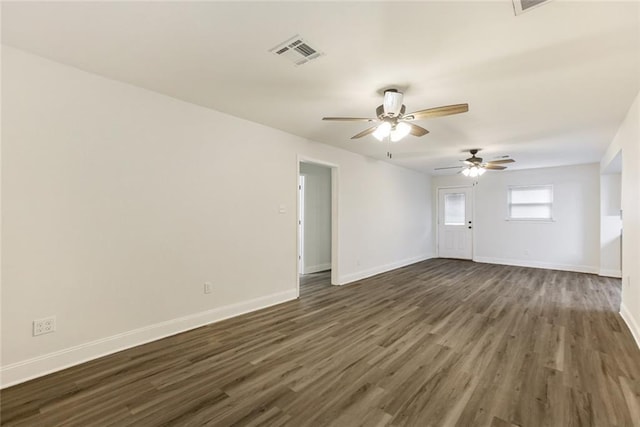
432 163 601 273
0 47 433 386
299 163 331 274
599 173 622 277
601 91 640 348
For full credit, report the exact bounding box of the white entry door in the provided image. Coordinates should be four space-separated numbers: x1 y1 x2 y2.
438 187 473 259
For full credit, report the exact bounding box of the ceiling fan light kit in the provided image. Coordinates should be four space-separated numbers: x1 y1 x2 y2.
391 122 411 142
373 121 412 142
373 122 392 140
322 89 468 143
462 166 486 177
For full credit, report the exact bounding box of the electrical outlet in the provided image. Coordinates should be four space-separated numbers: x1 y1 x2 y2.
626 276 631 288
33 316 56 336
204 282 212 294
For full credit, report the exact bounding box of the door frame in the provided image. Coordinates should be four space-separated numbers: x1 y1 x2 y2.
296 156 340 297
436 185 475 260
298 175 305 274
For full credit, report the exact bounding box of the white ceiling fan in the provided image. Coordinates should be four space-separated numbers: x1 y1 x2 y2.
435 149 516 177
322 89 469 142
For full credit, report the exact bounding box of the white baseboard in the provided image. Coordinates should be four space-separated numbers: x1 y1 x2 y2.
338 254 434 285
599 269 622 278
0 289 297 389
302 263 331 275
620 303 640 350
473 256 598 274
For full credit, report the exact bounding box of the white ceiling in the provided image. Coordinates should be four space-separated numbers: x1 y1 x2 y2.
2 1 639 174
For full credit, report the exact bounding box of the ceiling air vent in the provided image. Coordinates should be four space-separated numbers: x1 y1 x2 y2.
269 35 324 66
512 0 551 15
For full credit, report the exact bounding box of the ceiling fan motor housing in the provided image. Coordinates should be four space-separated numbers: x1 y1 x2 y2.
377 104 406 120
382 89 404 117
467 156 482 164
467 149 482 164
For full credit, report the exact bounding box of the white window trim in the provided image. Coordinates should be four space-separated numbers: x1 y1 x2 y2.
506 184 555 222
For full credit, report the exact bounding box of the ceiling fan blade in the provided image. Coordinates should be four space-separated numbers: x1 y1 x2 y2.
409 123 429 137
434 166 463 170
323 117 376 122
483 164 507 170
486 158 515 164
351 126 378 139
405 104 469 121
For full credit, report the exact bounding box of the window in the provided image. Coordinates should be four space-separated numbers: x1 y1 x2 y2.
507 185 553 220
444 193 465 225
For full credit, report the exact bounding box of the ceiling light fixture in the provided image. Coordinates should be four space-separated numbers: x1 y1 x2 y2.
391 122 411 142
462 165 486 177
373 121 413 142
323 89 469 143
435 150 515 175
373 122 392 141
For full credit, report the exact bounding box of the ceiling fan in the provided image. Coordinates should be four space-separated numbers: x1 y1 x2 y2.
322 89 469 142
435 149 515 177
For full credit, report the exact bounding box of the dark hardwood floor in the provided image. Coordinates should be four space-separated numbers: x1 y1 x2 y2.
2 259 639 426
299 270 331 293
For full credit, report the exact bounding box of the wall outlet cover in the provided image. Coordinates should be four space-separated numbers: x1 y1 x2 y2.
33 316 56 336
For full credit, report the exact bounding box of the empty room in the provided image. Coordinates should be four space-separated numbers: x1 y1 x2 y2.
1 1 639 426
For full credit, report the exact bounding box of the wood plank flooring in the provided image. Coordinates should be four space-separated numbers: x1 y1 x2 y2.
1 259 639 426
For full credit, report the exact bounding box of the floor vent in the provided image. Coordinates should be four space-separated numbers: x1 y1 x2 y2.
512 0 551 15
269 35 324 66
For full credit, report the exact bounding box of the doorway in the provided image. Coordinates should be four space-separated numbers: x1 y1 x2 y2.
438 187 473 259
600 151 622 277
298 160 336 295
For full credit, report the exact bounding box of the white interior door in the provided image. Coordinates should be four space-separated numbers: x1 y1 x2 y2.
438 187 473 259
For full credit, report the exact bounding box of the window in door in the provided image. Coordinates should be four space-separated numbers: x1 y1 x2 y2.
444 193 466 225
